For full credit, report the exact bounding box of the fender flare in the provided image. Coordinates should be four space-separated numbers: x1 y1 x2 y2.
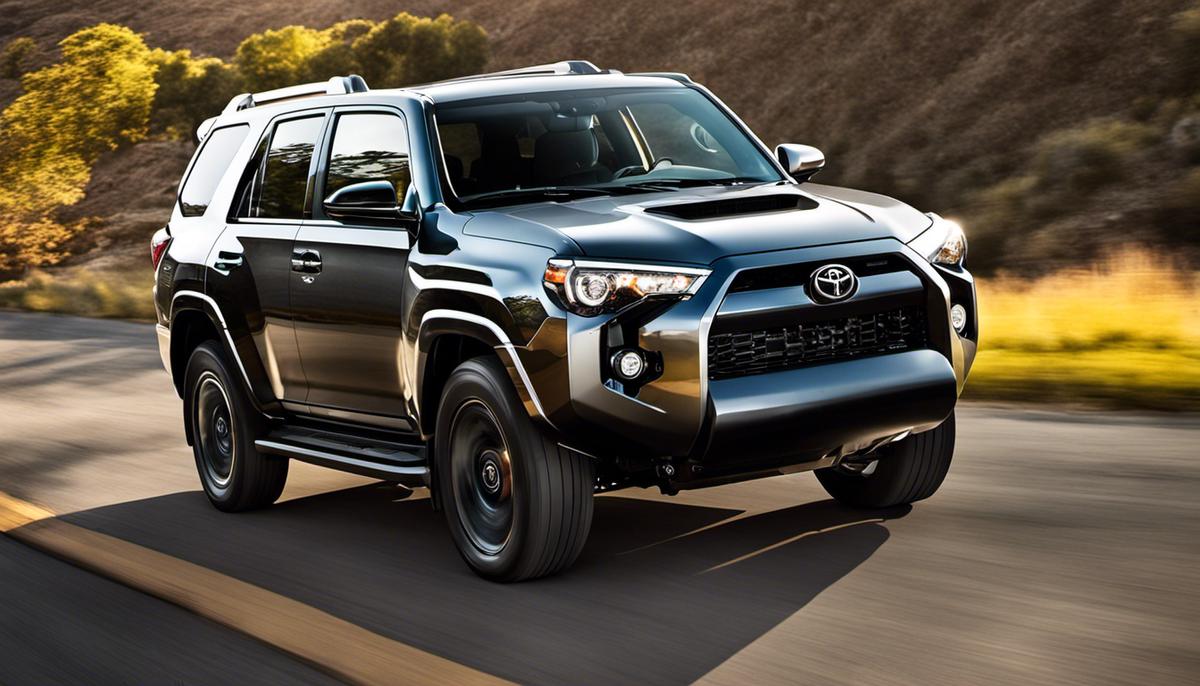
416 309 553 435
169 290 279 420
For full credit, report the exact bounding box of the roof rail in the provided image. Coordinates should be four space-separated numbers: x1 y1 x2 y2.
629 72 694 84
221 74 369 114
418 60 611 88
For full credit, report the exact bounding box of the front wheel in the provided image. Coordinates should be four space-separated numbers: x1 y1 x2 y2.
816 413 956 508
436 357 594 582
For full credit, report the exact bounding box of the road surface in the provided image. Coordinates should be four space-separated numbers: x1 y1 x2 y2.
0 311 1197 685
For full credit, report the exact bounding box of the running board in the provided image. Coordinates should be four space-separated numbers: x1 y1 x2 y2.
255 426 427 483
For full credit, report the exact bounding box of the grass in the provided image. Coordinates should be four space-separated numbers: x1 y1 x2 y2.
965 251 1200 411
0 269 155 320
1 254 1197 411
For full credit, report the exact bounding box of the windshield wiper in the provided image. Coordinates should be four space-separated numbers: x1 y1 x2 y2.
460 186 615 208
616 177 772 191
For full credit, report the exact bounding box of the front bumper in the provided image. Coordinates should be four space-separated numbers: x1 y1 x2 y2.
524 238 977 472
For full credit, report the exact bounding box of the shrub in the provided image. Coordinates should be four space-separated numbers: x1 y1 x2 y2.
1029 119 1156 195
0 37 36 79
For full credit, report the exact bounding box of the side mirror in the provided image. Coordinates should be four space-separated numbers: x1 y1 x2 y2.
775 144 825 181
324 180 419 223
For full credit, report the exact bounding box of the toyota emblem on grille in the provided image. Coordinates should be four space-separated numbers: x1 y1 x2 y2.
809 264 858 303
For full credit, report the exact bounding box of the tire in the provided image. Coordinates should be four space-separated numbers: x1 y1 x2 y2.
435 356 594 582
816 413 955 509
183 341 288 512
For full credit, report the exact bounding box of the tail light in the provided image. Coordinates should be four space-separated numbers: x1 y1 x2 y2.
151 226 172 270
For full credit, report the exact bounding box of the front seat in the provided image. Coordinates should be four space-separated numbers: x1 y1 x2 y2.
472 126 525 193
533 129 612 186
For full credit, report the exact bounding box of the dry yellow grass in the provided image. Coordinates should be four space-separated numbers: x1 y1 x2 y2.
967 251 1200 410
0 269 154 320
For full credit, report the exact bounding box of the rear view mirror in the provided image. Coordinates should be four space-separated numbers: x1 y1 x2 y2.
324 181 418 222
775 144 825 181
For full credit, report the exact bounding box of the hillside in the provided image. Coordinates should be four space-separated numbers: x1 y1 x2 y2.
1 0 1196 271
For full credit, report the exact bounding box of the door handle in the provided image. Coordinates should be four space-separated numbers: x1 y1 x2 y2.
214 250 243 271
291 249 322 274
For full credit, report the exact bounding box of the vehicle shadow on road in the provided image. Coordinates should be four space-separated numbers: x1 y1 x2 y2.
62 484 908 685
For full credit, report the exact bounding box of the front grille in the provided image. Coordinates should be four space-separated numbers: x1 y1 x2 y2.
708 306 927 379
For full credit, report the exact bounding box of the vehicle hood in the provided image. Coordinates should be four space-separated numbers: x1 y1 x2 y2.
463 182 933 265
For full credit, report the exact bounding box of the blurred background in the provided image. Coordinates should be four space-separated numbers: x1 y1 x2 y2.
0 0 1197 410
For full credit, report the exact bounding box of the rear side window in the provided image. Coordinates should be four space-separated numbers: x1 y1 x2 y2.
238 115 325 220
324 113 410 200
179 125 249 217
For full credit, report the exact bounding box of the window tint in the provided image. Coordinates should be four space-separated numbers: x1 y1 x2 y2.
324 113 410 201
245 115 324 219
627 103 737 169
179 125 249 217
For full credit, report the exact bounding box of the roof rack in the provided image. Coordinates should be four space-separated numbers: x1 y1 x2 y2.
418 60 615 88
221 74 369 114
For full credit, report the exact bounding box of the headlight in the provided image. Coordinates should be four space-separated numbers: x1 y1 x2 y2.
543 259 709 315
909 215 967 266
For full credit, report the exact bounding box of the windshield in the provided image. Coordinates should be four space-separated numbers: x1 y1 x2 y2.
434 87 784 208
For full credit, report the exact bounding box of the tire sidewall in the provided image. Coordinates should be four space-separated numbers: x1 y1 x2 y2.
435 358 538 579
184 341 263 509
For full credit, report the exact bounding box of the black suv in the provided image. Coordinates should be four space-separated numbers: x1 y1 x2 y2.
153 62 977 581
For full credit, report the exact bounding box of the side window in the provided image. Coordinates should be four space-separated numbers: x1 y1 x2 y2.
179 125 249 217
324 113 410 203
239 115 325 220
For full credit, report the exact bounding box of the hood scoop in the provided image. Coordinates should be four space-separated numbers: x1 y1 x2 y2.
644 193 818 221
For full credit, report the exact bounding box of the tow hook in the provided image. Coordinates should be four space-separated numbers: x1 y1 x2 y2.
655 462 679 496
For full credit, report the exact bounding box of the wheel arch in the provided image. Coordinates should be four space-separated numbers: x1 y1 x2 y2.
416 310 551 440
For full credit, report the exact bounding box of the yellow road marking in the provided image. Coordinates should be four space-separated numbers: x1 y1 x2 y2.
0 491 511 686
0 491 54 532
701 518 884 574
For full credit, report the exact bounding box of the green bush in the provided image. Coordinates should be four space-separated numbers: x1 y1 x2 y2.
1029 119 1156 195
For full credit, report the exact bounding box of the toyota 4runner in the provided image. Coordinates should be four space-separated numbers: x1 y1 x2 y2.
153 61 977 581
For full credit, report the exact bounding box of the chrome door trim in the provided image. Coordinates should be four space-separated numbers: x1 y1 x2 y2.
296 224 411 250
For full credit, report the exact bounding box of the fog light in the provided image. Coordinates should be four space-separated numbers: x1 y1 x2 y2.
612 350 645 380
950 304 967 333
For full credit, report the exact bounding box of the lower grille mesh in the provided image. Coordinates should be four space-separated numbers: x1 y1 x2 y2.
708 306 927 379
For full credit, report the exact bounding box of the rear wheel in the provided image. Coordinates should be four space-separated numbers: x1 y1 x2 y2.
436 357 594 582
184 341 288 512
816 413 955 508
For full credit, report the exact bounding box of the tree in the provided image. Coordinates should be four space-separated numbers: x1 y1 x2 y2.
352 13 488 87
150 48 238 139
234 26 330 92
0 24 157 276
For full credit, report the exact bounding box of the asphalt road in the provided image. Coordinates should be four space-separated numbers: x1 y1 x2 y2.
1 310 1197 685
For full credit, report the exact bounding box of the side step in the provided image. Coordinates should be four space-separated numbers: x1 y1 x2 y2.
255 426 428 483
